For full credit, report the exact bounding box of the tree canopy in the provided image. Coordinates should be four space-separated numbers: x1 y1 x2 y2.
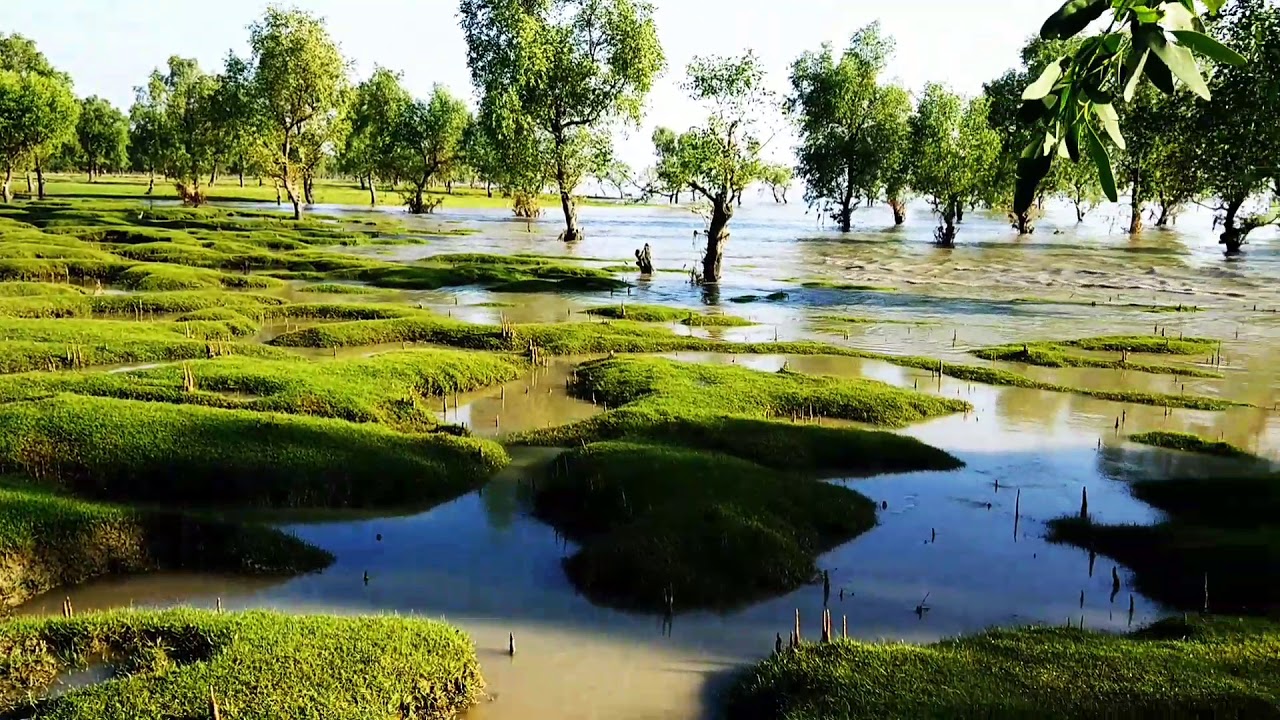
75 96 128 180
0 34 78 202
909 83 1000 247
460 0 665 241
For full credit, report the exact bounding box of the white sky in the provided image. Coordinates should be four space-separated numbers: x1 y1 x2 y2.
2 0 1060 168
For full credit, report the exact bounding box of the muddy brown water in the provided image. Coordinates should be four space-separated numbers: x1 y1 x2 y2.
16 199 1280 718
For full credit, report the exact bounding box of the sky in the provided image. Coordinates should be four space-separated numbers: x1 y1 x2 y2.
1 0 1061 168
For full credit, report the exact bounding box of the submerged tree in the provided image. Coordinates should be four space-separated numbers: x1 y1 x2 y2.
245 7 349 220
0 34 78 202
341 67 412 207
460 0 665 241
392 86 471 214
788 23 910 230
678 53 774 282
760 164 792 204
1197 0 1280 253
909 84 1000 247
651 126 692 203
75 96 128 181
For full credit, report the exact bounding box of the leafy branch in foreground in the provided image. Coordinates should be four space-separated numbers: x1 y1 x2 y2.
1016 0 1246 217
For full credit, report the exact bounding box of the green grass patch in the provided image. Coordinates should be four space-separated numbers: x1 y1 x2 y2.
0 481 330 607
584 303 755 327
729 292 790 304
0 608 483 719
801 281 896 293
1051 469 1280 614
726 616 1280 719
0 395 508 509
1129 431 1258 459
534 441 878 612
1060 335 1217 355
296 282 380 294
517 358 963 612
0 282 87 297
0 350 525 433
974 343 1221 378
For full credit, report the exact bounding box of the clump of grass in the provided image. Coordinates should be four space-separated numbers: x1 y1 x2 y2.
296 282 380 294
535 441 877 612
729 291 790 304
0 481 331 607
1051 470 1280 614
726 616 1280 720
0 281 87 297
0 350 525 432
116 264 284 292
1061 335 1217 355
1129 431 1259 459
0 394 508 509
584 303 755 327
801 281 895 292
974 343 1222 378
0 609 484 719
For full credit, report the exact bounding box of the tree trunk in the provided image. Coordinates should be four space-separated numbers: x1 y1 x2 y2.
303 174 315 206
955 204 965 224
934 199 958 247
1012 210 1034 235
888 197 906 226
146 170 155 195
87 166 94 183
1074 199 1086 223
486 181 492 198
359 175 366 191
702 199 733 282
554 134 583 243
238 168 244 188
446 180 454 195
283 177 302 220
1 165 11 203
838 181 855 232
1128 173 1143 234
368 174 377 207
35 163 46 200
25 170 32 194
209 168 217 186
1219 195 1247 255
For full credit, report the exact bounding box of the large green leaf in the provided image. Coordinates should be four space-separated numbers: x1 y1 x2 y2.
1015 147 1054 215
1093 103 1125 150
1022 60 1065 100
1200 0 1225 11
1041 0 1110 40
1144 50 1177 94
1084 122 1117 203
1143 26 1211 98
1123 50 1151 101
1172 29 1248 65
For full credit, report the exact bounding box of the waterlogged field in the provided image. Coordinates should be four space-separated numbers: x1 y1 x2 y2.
2 193 1279 719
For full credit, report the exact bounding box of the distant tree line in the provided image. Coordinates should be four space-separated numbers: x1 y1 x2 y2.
0 0 1273 281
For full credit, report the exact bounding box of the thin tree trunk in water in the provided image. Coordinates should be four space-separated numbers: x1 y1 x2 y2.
702 199 733 282
935 199 958 247
838 180 855 232
888 197 906 226
283 177 301 220
368 174 377 207
1013 210 1034 235
35 163 46 200
955 204 964 224
554 132 583 242
1 165 11 203
1128 173 1143 234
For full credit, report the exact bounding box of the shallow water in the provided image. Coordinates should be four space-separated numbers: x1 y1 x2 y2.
18 199 1280 719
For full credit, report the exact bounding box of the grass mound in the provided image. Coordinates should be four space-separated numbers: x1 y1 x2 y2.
296 282 380 294
974 343 1221 378
584 303 754 327
1050 471 1280 615
1129 431 1259 459
520 358 963 612
0 481 331 607
0 350 525 432
535 441 877 612
726 616 1280 720
0 609 483 720
1060 335 1217 355
0 395 508 509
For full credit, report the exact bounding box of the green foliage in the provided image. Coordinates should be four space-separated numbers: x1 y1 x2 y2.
1129 430 1256 459
244 7 350 219
0 394 507 509
1016 0 1247 215
0 609 484 719
145 56 223 201
0 36 79 201
908 84 1000 245
393 86 471 214
296 282 379 294
74 96 129 177
727 616 1280 719
583 303 754 326
0 482 331 606
460 0 665 231
340 67 412 196
788 24 911 230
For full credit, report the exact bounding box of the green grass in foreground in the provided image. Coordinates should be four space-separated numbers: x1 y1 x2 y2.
0 350 525 433
0 609 483 720
266 316 1241 411
1051 471 1280 615
1060 334 1217 355
534 441 878 612
517 358 963 612
584 303 755 326
0 481 330 607
726 616 1280 720
1129 430 1259 459
0 394 508 509
296 282 380 294
974 343 1222 378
